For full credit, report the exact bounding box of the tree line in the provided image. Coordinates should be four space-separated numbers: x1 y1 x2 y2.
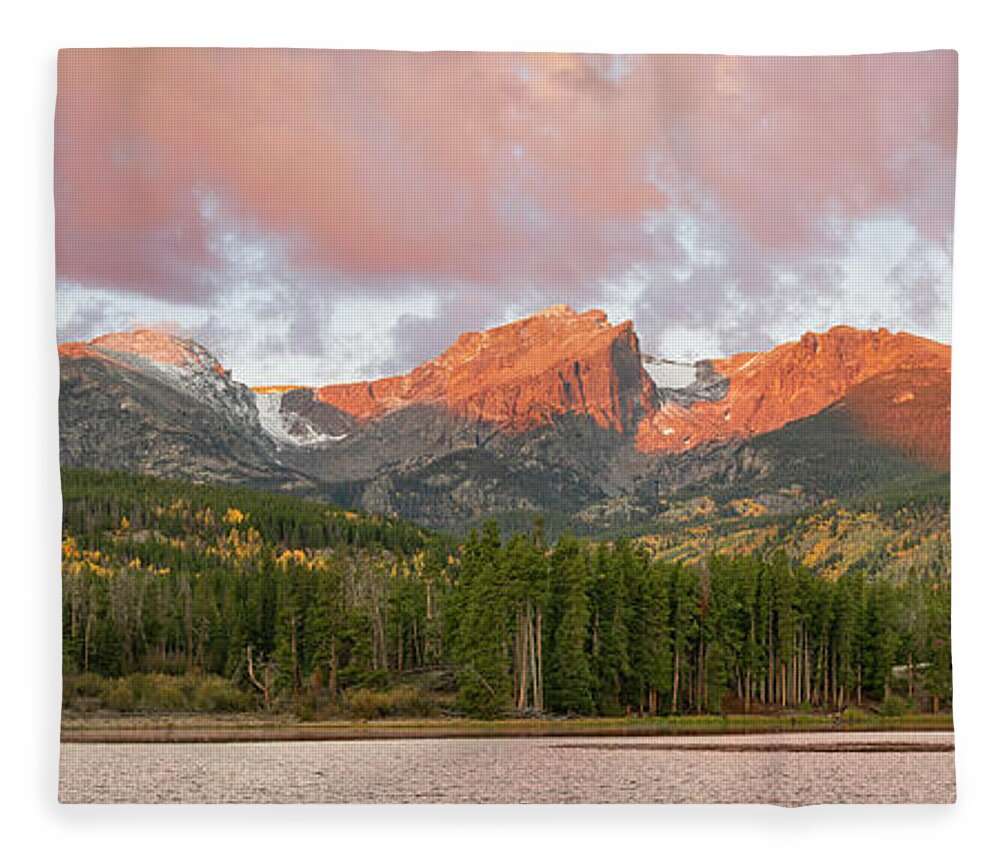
61 471 952 717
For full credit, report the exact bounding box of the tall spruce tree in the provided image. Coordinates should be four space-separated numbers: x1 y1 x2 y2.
455 524 512 718
546 535 594 715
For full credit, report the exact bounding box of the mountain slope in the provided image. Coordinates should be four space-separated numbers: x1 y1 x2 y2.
57 313 951 531
842 367 950 471
315 305 658 434
58 331 306 490
636 326 950 456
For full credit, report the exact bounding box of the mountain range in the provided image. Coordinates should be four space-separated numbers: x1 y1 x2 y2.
58 306 950 532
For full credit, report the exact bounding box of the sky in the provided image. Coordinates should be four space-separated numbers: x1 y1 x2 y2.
54 49 957 386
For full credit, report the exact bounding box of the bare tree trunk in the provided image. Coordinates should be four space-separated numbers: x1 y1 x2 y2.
526 609 536 710
521 604 535 708
529 603 543 711
535 605 544 711
184 587 193 672
328 633 338 700
791 647 797 707
514 612 527 712
768 610 774 706
671 647 681 713
522 618 529 712
802 630 812 703
512 615 521 711
397 622 403 673
372 605 388 673
822 645 829 708
247 645 271 707
291 620 301 692
701 637 708 713
83 614 92 673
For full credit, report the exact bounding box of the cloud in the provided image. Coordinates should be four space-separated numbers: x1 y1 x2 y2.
56 50 665 295
651 54 958 250
55 49 956 381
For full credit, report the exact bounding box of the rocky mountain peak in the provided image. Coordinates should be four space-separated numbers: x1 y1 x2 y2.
59 328 262 439
315 306 658 433
60 329 227 376
58 314 952 530
637 325 951 456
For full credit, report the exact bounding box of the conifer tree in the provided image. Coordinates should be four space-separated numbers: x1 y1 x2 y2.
546 535 594 715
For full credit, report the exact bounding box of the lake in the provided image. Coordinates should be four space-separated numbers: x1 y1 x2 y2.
59 731 956 804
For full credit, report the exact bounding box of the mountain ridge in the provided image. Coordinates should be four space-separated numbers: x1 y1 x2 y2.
58 308 951 530
637 325 950 458
314 305 658 435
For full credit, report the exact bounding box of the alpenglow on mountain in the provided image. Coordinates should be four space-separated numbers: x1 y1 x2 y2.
58 306 950 531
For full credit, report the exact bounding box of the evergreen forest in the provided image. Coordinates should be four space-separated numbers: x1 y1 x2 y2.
61 470 952 719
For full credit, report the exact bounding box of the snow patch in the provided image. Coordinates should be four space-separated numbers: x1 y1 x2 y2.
255 392 347 447
643 358 697 389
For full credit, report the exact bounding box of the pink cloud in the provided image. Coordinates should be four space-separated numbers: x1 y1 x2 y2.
650 53 958 248
55 49 956 307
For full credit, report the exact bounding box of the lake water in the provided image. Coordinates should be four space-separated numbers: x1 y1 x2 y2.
59 731 956 804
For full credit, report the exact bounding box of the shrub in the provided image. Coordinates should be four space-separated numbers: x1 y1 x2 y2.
342 686 441 720
62 672 256 714
138 675 187 711
192 676 253 712
879 695 908 717
106 680 135 711
63 672 107 709
70 673 107 698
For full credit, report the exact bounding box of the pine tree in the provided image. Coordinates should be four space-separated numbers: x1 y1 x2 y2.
589 542 630 715
546 535 593 715
455 524 512 718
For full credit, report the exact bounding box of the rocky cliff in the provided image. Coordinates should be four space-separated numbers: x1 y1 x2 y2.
315 305 659 434
636 326 951 460
58 313 951 531
58 330 298 488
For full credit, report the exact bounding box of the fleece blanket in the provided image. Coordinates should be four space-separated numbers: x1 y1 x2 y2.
56 49 956 804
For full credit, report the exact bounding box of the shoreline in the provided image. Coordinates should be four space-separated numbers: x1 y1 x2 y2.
61 713 954 743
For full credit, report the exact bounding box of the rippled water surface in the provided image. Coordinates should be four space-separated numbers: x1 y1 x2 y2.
59 732 956 805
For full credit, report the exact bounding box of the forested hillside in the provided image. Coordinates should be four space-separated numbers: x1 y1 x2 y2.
62 471 951 719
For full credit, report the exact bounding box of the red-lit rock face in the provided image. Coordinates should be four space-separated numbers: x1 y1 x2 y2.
636 326 951 455
59 315 951 471
59 329 226 375
57 341 104 362
316 305 659 433
841 366 951 471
